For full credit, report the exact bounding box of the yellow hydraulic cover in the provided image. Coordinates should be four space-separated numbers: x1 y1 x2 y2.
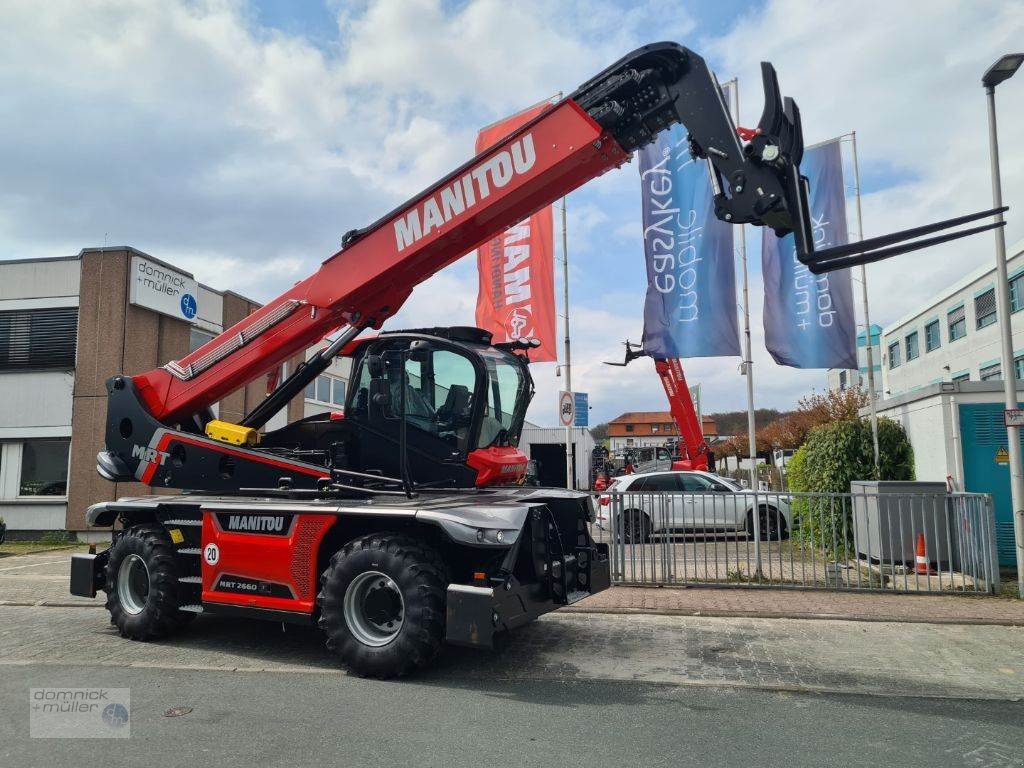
204 420 260 447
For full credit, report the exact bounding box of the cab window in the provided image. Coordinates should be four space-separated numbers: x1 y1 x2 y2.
478 350 526 448
350 343 479 454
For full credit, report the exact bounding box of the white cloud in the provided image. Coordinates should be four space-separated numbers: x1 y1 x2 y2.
1 0 1021 430
707 0 1024 327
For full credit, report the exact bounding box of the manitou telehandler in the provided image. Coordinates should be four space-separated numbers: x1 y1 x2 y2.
605 341 713 473
70 42 1004 678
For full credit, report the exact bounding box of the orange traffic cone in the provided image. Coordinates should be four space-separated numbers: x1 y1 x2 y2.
914 532 933 575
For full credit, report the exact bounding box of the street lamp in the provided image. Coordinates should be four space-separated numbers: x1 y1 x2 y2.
983 52 1024 598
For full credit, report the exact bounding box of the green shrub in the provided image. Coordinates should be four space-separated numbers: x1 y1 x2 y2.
792 417 914 557
785 445 808 492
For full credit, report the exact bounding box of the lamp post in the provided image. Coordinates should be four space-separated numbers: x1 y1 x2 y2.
982 52 1024 597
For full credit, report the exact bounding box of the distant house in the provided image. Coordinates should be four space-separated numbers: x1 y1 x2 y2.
607 411 717 452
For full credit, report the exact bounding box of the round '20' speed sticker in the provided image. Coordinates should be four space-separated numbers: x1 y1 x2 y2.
203 543 220 566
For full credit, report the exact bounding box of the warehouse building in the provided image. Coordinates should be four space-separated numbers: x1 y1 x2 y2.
0 247 350 538
866 236 1024 568
881 238 1024 396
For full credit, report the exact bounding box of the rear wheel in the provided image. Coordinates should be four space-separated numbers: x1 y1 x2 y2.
105 525 193 640
317 533 448 679
621 509 652 544
747 506 788 541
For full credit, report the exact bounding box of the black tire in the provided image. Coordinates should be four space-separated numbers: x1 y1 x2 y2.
747 506 789 541
104 525 193 640
317 533 448 679
621 509 652 544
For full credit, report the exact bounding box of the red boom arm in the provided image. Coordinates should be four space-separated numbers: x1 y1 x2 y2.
135 100 625 425
653 359 710 471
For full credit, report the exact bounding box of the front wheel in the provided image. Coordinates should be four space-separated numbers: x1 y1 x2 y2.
104 525 193 640
318 533 448 679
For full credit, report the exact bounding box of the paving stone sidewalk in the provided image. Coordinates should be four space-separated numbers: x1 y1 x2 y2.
567 584 1024 625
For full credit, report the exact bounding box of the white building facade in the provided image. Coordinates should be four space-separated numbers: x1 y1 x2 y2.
881 238 1024 397
827 324 882 396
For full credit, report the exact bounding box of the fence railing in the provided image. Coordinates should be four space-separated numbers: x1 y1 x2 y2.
592 489 1000 594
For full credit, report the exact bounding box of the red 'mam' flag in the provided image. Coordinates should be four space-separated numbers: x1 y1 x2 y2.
474 100 557 362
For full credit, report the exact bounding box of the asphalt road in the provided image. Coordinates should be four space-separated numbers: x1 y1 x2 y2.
2 551 1022 766
2 662 1022 768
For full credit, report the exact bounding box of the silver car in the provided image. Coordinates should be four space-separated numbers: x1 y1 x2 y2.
595 470 792 543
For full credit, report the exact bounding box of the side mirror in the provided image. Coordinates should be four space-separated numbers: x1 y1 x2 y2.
408 340 431 363
366 354 391 414
366 353 384 379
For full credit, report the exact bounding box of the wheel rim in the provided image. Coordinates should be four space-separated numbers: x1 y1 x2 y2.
117 554 150 615
343 571 405 647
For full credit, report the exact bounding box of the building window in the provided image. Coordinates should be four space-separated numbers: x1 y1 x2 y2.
1012 274 1024 313
305 374 347 407
18 439 70 497
952 372 970 382
948 306 966 341
839 371 847 390
189 327 215 352
905 331 919 361
651 425 659 433
980 363 1001 381
316 376 331 403
625 424 634 433
1015 356 1024 381
975 288 997 329
0 307 78 371
925 320 941 352
888 341 901 368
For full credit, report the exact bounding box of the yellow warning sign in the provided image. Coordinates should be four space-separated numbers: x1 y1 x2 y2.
995 447 1010 466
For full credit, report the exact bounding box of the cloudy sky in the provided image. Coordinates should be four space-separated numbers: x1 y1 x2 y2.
2 0 1022 426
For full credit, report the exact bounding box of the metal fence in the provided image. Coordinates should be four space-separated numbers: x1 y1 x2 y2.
593 489 1000 594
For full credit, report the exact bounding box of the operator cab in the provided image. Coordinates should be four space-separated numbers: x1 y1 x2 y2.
265 327 533 488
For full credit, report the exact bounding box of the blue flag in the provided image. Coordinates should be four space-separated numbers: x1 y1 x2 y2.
762 139 856 369
638 122 740 359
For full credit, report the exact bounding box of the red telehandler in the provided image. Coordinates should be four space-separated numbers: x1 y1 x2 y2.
70 42 1004 677
605 341 712 472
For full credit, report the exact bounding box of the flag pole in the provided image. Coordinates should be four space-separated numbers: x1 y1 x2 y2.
731 78 763 578
561 193 574 489
730 80 758 492
557 94 574 489
849 131 881 475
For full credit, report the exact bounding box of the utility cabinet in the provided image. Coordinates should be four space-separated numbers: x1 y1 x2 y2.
850 480 951 566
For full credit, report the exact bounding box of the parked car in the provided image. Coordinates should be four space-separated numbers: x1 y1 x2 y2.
594 470 792 543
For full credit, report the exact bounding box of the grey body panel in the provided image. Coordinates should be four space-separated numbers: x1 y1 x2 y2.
85 486 593 535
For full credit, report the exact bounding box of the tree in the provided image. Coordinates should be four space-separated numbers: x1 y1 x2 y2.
589 422 609 443
760 388 868 451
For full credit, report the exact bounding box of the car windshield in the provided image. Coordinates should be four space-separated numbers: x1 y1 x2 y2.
715 475 743 491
